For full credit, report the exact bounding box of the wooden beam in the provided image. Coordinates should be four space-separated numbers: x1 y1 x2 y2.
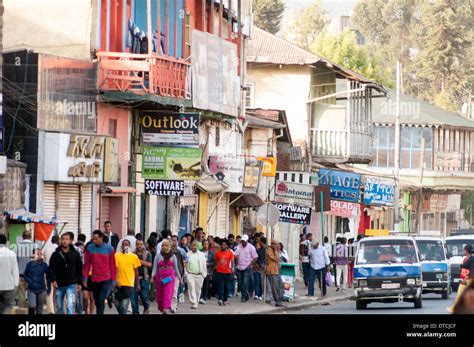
219 0 223 38
174 0 177 57
157 0 161 54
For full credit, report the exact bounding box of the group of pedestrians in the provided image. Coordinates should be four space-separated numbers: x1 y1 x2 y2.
300 233 362 298
0 222 290 315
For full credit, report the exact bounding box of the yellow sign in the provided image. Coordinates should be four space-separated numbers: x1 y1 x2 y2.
257 157 276 177
365 229 390 236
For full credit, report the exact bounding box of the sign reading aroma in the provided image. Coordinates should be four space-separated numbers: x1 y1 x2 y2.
274 202 312 225
318 169 361 203
145 179 184 196
140 111 200 147
209 155 245 193
43 132 109 183
142 146 202 180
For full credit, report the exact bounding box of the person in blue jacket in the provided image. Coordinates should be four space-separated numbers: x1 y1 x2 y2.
24 249 50 315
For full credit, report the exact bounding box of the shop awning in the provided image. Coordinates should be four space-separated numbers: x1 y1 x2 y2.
229 193 265 208
3 208 66 225
196 175 229 193
104 186 137 194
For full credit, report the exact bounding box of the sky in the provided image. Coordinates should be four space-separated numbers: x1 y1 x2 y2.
280 0 359 34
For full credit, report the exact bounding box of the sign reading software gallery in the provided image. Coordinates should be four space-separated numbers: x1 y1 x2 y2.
145 179 184 196
140 111 200 147
274 202 312 225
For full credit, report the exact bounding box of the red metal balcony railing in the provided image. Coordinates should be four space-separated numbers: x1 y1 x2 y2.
96 51 191 99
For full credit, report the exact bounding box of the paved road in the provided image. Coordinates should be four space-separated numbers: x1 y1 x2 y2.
286 292 456 314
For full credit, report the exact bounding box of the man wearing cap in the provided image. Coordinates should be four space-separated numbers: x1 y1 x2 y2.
234 234 258 303
265 240 285 307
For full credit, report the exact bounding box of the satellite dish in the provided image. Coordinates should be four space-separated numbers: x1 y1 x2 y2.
257 203 280 228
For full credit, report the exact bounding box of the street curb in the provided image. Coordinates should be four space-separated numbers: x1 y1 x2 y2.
247 294 355 314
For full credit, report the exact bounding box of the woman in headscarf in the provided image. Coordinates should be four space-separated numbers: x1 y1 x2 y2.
151 239 182 314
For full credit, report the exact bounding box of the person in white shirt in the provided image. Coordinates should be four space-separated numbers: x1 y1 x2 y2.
0 234 20 314
16 230 37 308
307 242 330 298
185 240 207 309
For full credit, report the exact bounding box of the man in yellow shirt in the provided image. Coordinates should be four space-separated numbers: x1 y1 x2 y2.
115 239 141 314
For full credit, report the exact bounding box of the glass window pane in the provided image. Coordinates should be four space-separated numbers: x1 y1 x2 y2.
411 128 422 149
388 127 395 148
401 150 410 169
423 128 433 149
378 149 388 167
411 150 421 170
378 127 387 147
401 128 412 149
389 149 395 167
424 150 432 170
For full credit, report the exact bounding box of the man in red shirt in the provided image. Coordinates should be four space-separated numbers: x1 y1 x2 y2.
214 240 235 306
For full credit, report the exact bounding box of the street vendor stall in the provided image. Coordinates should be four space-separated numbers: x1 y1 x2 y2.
3 208 68 248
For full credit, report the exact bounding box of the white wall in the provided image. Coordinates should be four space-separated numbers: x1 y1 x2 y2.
247 65 312 143
4 0 93 59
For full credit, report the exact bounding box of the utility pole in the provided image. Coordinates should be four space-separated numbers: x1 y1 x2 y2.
393 61 401 230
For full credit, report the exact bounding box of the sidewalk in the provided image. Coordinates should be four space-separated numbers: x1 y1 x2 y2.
106 280 354 315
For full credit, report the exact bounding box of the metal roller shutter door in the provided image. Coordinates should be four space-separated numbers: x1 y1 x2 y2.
42 183 56 218
216 193 229 238
100 197 111 227
80 185 93 241
57 184 80 239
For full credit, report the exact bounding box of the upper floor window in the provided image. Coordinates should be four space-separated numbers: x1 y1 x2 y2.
371 126 432 170
244 83 254 108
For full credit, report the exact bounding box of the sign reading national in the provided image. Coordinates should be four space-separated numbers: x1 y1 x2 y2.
140 111 200 147
275 181 314 207
318 169 361 203
145 179 184 196
274 202 312 225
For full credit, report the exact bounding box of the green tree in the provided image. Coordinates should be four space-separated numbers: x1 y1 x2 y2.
311 30 394 87
253 0 285 34
353 0 474 111
285 1 329 49
413 1 473 111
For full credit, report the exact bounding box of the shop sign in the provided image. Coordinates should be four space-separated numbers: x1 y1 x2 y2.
275 181 314 207
140 111 200 147
274 202 312 225
318 169 360 203
209 155 245 193
258 157 276 177
43 132 105 183
145 179 184 196
365 229 390 236
104 138 119 183
244 165 260 189
326 200 360 218
142 146 202 180
363 176 395 206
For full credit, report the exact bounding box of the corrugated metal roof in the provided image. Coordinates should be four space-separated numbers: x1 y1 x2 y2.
373 90 474 129
247 26 386 92
247 26 321 65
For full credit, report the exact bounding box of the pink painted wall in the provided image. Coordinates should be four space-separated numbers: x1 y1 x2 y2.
96 103 131 237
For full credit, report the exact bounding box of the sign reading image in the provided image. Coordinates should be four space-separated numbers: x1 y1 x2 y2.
140 111 200 147
318 169 361 203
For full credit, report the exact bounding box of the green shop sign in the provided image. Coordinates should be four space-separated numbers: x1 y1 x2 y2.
142 146 202 180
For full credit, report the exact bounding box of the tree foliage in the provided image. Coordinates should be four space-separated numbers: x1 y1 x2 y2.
285 1 329 49
253 0 285 35
311 30 394 87
353 0 474 112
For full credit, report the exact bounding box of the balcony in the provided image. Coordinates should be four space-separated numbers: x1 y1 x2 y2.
96 51 191 100
310 128 372 164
